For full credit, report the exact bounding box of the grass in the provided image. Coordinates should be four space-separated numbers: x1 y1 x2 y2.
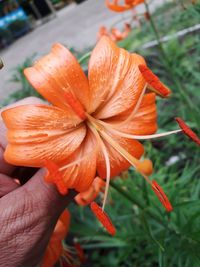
1 1 200 266
71 2 200 266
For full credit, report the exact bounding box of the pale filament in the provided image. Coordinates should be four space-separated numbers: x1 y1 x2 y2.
99 129 152 185
60 246 75 265
87 121 111 211
59 259 64 267
97 123 182 140
87 114 152 193
86 103 181 208
91 115 182 140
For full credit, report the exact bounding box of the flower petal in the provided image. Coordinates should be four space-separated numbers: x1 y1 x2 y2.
52 210 71 241
88 36 146 119
106 92 157 135
2 105 86 167
41 241 63 267
97 130 144 178
42 210 70 267
24 43 90 112
59 130 98 192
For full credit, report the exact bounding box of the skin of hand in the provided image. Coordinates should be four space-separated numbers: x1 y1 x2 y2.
0 97 74 267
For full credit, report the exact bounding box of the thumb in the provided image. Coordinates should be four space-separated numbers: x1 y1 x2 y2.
24 168 76 217
0 169 75 267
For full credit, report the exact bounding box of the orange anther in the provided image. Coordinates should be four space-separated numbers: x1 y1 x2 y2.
90 202 116 236
44 159 68 195
151 180 173 212
138 65 171 98
175 117 200 146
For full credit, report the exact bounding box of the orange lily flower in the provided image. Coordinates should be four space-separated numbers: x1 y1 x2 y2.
106 0 144 12
75 177 105 206
97 23 131 42
41 209 71 267
42 210 85 267
2 37 183 233
97 26 109 40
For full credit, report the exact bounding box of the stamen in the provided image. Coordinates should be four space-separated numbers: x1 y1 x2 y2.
63 248 74 261
59 259 64 267
99 129 152 184
74 243 86 263
138 64 171 98
87 122 111 210
63 91 86 120
90 202 116 236
88 116 174 216
100 142 110 210
151 180 173 212
96 120 182 140
44 159 68 195
137 159 153 176
61 252 73 266
175 117 200 146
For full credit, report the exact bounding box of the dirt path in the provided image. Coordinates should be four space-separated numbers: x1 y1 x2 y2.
0 0 164 103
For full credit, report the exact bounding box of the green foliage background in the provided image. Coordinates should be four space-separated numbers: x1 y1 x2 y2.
1 1 200 266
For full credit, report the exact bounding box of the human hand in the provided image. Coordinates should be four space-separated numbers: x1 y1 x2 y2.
0 97 74 267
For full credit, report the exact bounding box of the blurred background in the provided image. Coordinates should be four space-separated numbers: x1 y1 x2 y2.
0 0 165 103
0 0 200 267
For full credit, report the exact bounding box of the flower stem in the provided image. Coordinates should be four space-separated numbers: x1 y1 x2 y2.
110 180 199 244
144 1 197 114
78 51 91 64
110 180 166 227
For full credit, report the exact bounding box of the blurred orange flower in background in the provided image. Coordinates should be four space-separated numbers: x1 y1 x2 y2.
106 0 144 12
97 23 131 42
42 209 85 267
41 210 70 267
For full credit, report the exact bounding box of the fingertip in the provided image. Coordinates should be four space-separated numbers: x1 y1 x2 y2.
0 145 15 175
0 173 20 197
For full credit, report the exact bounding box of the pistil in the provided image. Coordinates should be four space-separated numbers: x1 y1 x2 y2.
87 115 173 213
99 129 152 184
